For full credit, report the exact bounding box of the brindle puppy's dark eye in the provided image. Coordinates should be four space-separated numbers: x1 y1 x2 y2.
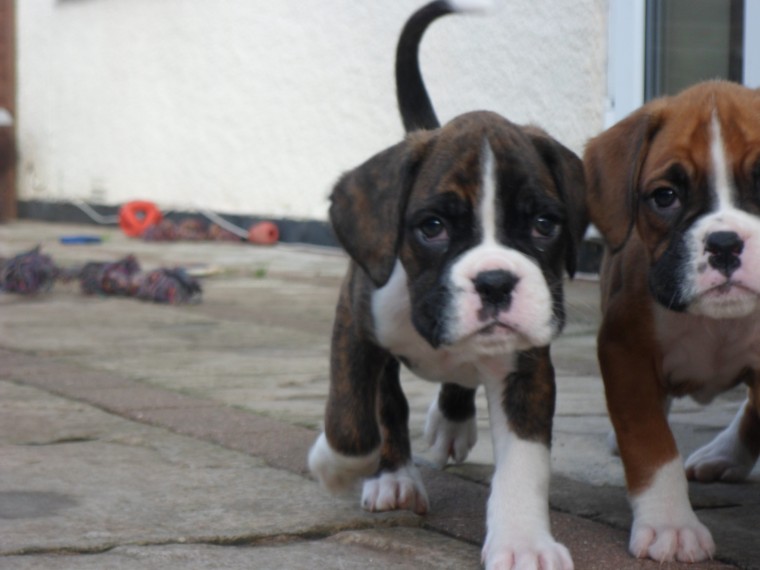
531 215 560 240
650 187 681 211
416 216 449 246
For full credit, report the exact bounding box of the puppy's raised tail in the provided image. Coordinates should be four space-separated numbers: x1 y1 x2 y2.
396 0 494 133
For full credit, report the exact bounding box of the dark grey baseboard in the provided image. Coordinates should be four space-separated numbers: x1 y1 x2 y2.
17 200 339 248
17 199 602 273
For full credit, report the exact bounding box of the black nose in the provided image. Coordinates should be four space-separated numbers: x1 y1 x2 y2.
473 270 519 315
705 231 743 277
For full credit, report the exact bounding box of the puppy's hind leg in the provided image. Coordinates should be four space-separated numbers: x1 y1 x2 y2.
424 383 478 467
362 360 429 515
686 383 760 482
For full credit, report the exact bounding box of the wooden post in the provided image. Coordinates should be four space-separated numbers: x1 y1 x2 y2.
0 0 16 222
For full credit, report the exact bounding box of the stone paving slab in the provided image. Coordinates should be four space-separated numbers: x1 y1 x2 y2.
1 528 482 570
0 381 419 557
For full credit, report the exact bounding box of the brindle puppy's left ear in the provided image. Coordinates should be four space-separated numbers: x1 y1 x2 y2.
330 131 433 287
526 128 588 277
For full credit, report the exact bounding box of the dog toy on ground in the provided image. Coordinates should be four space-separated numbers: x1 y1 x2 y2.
119 200 163 237
80 255 141 296
116 200 278 245
0 246 59 294
135 267 202 304
247 221 279 245
142 218 240 242
0 248 201 305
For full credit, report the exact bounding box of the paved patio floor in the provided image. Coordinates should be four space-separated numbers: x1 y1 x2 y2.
0 221 757 569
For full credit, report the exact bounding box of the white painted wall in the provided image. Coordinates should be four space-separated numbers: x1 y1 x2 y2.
16 0 608 221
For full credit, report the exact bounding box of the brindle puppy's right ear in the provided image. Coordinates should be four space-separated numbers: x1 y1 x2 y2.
525 127 588 277
330 131 432 287
583 101 666 251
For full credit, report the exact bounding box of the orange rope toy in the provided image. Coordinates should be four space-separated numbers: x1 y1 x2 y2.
248 221 279 245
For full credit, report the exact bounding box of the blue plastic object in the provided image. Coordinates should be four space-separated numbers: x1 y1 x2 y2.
59 235 103 245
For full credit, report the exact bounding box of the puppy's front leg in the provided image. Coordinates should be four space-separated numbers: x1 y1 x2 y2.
599 320 714 562
481 348 572 570
308 280 385 492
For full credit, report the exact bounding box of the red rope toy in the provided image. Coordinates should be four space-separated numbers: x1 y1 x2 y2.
119 201 163 238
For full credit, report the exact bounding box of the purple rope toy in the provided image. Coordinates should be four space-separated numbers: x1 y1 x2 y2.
80 255 202 304
0 247 59 294
136 268 202 304
80 255 141 296
1 248 201 305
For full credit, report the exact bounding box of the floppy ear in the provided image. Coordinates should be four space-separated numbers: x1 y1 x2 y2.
329 131 432 287
527 128 588 276
583 103 665 251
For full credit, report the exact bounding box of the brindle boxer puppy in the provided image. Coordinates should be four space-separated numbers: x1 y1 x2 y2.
309 2 588 568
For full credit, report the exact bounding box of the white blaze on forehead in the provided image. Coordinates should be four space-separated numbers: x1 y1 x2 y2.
441 139 558 351
678 110 760 319
709 111 736 210
479 140 499 246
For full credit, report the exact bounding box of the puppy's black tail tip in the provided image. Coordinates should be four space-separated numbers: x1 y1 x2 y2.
396 0 494 133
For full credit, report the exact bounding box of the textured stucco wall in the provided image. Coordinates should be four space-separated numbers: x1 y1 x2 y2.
16 0 608 221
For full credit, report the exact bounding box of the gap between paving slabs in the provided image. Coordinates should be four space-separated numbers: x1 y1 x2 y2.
0 348 740 569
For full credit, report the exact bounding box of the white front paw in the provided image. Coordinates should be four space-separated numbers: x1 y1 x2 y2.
361 462 429 515
629 457 716 562
307 433 379 493
482 532 573 570
630 517 715 562
424 399 477 467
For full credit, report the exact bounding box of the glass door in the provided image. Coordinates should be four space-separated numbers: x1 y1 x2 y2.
645 0 744 100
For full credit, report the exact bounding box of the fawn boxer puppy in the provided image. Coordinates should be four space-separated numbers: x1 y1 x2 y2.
585 81 760 562
309 1 587 568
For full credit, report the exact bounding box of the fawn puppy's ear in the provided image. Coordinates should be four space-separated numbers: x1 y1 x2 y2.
583 102 666 251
